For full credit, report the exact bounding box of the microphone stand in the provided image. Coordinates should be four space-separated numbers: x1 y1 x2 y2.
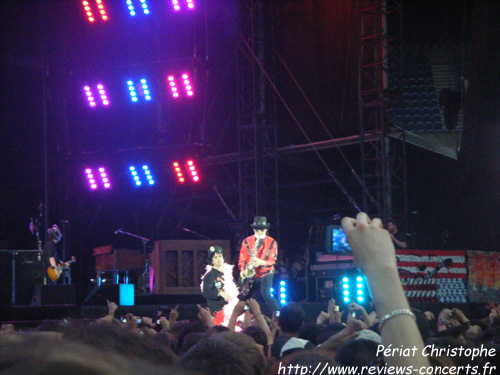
212 185 236 220
61 220 69 263
115 229 151 294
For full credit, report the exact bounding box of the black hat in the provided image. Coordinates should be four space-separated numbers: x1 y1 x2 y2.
208 246 223 260
250 216 270 229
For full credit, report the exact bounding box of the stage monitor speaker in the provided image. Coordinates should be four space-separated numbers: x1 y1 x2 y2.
83 284 134 306
33 284 75 306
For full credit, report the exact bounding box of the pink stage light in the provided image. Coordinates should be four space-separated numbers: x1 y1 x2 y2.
171 0 194 11
186 160 200 182
82 0 108 22
166 73 194 99
85 167 111 190
83 84 110 107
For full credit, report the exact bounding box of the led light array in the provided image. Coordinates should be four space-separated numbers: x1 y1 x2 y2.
126 0 150 16
271 280 288 305
84 84 110 107
127 79 152 102
341 275 366 303
129 165 155 186
172 0 195 11
83 74 195 107
82 0 108 22
173 160 199 183
167 73 194 98
85 167 111 190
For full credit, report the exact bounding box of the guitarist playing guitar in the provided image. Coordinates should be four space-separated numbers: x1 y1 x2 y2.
43 224 75 284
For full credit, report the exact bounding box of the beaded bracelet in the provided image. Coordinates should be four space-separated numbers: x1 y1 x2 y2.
378 309 416 331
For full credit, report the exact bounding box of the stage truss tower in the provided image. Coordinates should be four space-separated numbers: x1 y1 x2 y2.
359 0 408 227
236 0 279 238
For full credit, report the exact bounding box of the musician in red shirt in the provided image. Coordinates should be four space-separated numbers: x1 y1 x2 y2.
239 216 280 314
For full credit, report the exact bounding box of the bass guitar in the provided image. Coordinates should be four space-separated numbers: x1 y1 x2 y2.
47 256 76 281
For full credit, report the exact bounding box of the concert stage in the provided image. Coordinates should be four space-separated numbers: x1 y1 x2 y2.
0 291 483 330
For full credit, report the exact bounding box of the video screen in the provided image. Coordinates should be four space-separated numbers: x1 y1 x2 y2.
325 225 351 254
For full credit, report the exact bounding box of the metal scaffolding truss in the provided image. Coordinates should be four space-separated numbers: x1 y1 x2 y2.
236 0 279 238
358 0 408 226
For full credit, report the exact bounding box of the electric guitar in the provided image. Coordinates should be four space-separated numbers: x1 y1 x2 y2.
47 256 76 281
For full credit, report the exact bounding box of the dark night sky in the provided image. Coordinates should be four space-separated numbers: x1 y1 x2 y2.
1 1 499 301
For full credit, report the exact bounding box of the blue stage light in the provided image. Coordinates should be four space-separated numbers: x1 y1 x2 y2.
277 280 287 305
128 165 155 187
126 0 149 16
126 79 152 103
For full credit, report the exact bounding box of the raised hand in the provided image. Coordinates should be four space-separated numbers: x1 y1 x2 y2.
341 212 396 275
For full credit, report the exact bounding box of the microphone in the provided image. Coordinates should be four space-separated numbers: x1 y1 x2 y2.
114 228 123 235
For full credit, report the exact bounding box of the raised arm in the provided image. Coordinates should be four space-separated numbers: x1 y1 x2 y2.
341 212 429 369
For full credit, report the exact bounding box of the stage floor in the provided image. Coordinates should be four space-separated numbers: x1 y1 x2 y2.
1 292 482 330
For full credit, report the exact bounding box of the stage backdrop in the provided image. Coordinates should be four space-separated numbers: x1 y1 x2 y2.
396 249 468 304
467 250 500 303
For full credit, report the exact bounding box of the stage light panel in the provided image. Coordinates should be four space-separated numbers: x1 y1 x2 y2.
83 84 110 107
82 0 108 22
166 73 194 98
84 86 96 107
182 73 194 96
186 160 199 182
277 280 287 305
129 165 155 187
140 0 150 14
126 0 150 16
338 274 369 305
126 79 152 102
85 167 111 190
171 0 195 11
172 162 185 183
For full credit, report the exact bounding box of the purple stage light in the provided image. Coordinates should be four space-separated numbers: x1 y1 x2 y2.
83 84 110 107
167 75 179 99
171 0 194 12
85 167 111 190
166 73 194 99
182 73 194 96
